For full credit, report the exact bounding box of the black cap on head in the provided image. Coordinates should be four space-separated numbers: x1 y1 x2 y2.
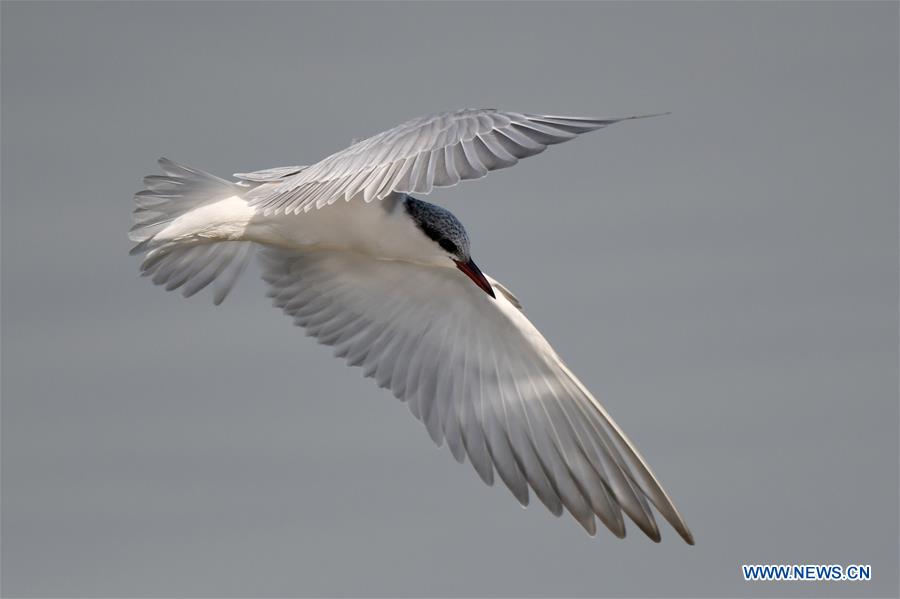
403 195 471 261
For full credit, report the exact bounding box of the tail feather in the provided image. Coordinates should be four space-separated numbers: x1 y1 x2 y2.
130 158 237 246
130 158 253 304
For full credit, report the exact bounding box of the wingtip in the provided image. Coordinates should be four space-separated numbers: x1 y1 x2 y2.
637 519 662 543
666 505 695 545
580 516 599 537
621 111 672 121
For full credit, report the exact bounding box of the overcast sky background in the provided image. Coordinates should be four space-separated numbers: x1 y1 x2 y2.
2 2 898 597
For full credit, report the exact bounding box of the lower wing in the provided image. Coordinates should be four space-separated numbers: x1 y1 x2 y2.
259 247 693 543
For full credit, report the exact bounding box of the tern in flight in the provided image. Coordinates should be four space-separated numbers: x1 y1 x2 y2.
129 109 693 543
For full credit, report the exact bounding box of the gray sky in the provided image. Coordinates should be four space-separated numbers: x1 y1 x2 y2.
2 2 897 597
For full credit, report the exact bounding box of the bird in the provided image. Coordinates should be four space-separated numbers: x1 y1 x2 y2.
129 108 693 544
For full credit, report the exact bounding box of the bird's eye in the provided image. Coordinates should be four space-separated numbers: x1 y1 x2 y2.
439 239 458 254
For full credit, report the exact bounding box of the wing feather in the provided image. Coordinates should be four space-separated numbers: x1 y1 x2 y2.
233 165 308 183
245 109 667 215
259 248 693 543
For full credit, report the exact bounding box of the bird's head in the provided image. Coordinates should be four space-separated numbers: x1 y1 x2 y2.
403 195 495 298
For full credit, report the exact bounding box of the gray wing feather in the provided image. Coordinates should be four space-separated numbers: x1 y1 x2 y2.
140 240 252 305
259 248 693 543
246 109 667 215
234 165 309 183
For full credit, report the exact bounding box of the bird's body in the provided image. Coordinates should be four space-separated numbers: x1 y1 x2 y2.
164 191 435 264
129 108 694 544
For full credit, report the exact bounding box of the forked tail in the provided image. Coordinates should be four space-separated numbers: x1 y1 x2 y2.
129 158 253 305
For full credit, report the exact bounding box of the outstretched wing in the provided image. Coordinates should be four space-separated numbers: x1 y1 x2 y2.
259 247 693 543
246 109 667 215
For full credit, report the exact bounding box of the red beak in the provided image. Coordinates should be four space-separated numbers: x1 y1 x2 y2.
455 258 496 298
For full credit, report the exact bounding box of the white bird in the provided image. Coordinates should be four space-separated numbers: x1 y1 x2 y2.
129 108 693 544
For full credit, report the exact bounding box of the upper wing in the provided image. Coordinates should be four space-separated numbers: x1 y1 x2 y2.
260 248 693 543
246 109 667 215
233 165 309 184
